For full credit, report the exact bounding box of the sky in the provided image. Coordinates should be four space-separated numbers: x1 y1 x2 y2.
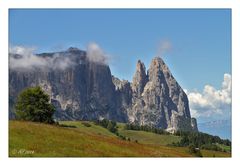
9 9 231 125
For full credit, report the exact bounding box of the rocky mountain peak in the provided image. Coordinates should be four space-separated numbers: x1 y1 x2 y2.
131 60 148 98
128 56 197 132
148 57 166 81
136 60 146 70
150 56 163 67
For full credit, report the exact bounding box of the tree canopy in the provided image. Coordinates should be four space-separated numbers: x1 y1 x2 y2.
15 86 55 124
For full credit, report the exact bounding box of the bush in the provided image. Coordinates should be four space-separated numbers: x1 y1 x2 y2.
15 86 55 124
82 122 91 127
119 135 126 140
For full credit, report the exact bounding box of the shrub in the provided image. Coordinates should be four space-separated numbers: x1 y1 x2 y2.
119 135 126 140
82 122 91 127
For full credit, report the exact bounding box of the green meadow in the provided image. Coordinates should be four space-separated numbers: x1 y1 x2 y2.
9 121 231 157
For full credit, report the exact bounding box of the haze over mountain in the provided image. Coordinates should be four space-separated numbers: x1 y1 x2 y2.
9 46 198 132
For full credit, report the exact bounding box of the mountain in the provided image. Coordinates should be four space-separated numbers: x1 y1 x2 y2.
9 47 197 132
9 47 126 122
198 120 231 139
121 58 197 132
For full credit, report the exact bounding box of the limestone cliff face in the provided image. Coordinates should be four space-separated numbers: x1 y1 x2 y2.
9 48 126 121
9 48 197 132
112 76 132 108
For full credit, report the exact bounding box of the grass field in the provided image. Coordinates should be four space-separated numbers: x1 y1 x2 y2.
118 130 181 146
216 143 231 153
9 121 231 157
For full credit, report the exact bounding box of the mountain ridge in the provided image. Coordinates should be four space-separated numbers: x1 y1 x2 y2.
9 47 198 132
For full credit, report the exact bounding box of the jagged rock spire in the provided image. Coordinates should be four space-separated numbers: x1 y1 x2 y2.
132 60 148 98
128 56 196 132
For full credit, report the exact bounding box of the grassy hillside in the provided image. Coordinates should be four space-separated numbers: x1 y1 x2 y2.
216 143 231 153
9 121 231 157
117 122 180 145
118 130 180 146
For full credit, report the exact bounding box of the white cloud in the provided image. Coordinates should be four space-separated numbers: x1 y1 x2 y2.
9 43 109 70
9 46 50 69
186 73 231 121
9 46 76 70
9 45 36 56
86 42 109 65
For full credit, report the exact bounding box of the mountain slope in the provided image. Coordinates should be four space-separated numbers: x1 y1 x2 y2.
9 121 230 157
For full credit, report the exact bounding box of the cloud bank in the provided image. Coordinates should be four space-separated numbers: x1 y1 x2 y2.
9 43 109 70
185 73 231 122
9 46 75 70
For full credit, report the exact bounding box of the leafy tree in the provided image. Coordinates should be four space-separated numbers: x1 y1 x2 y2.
15 86 55 124
101 119 109 128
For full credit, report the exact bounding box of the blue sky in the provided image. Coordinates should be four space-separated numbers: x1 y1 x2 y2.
9 9 231 125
